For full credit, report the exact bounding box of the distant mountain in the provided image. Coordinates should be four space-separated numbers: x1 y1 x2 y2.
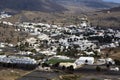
0 0 67 12
53 0 120 13
108 6 120 12
103 0 120 3
54 0 119 8
0 0 119 13
101 6 120 12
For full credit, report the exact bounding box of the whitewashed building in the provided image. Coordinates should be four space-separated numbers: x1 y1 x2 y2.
75 57 95 65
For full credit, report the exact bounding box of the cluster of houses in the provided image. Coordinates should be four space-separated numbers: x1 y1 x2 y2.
0 21 13 26
0 42 14 48
59 57 116 70
14 18 120 56
0 17 119 71
0 12 11 19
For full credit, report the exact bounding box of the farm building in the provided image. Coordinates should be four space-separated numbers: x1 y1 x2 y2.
75 57 95 65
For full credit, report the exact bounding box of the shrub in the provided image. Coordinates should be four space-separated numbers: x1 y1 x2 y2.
96 66 101 72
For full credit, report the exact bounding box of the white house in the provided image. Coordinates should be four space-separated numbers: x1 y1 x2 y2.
84 51 95 56
75 57 95 65
115 32 120 38
26 37 37 44
38 34 50 40
97 59 106 65
80 22 88 27
0 12 11 19
110 67 119 71
40 51 56 56
0 49 3 52
106 58 115 65
0 43 6 48
59 62 77 69
53 55 70 60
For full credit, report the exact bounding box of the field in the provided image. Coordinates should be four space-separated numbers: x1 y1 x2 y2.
18 65 120 80
0 67 32 80
0 23 29 45
3 10 120 28
87 11 120 28
46 58 75 65
102 47 120 60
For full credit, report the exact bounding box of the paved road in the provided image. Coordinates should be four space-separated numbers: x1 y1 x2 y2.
17 70 64 80
18 65 120 80
74 65 120 80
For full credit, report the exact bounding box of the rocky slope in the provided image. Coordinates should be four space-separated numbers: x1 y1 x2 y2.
0 0 119 13
53 0 120 13
0 0 67 12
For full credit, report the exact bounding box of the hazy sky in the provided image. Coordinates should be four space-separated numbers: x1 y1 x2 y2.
104 0 120 3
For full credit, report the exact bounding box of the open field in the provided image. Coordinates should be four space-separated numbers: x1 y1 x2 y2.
3 10 120 28
18 65 120 80
0 67 32 80
0 23 29 45
102 47 120 60
87 11 120 28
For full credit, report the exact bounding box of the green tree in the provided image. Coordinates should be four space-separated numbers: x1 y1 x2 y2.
96 66 101 72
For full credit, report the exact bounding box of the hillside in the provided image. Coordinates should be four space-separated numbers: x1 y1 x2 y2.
87 12 120 29
109 6 120 12
55 0 119 8
0 0 119 13
0 22 30 44
53 0 120 13
86 6 120 28
1 0 120 28
0 0 67 12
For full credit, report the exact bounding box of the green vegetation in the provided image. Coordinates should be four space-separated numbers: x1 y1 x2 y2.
0 52 5 55
91 78 99 80
31 49 37 53
96 66 101 72
0 69 29 80
54 74 82 80
114 59 120 65
29 54 46 60
57 46 79 58
46 58 75 65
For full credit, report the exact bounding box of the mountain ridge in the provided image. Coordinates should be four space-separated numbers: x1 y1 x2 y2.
53 0 120 13
0 0 119 13
109 6 120 12
0 0 67 12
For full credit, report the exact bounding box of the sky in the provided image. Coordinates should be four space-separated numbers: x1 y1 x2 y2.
103 0 120 3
